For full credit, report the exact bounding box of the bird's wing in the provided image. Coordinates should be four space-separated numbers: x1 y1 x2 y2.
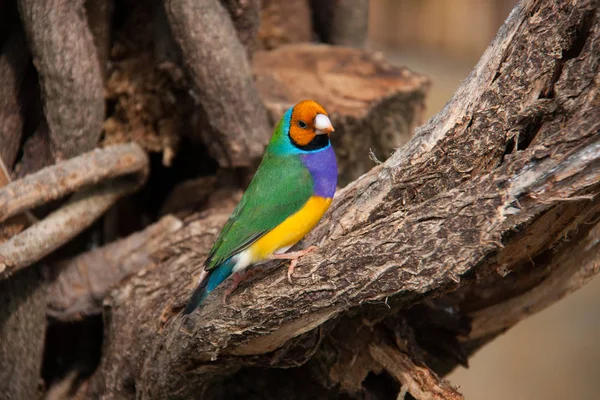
205 152 314 270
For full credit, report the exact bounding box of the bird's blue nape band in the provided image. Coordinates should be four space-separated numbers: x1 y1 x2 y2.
270 108 331 156
205 258 235 294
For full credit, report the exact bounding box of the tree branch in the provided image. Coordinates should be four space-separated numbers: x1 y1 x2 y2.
47 215 183 321
84 0 113 81
0 133 45 400
0 266 46 399
0 25 29 170
0 143 149 278
0 143 148 224
164 0 271 167
462 205 600 342
220 0 261 57
18 0 105 159
89 0 600 398
368 342 463 400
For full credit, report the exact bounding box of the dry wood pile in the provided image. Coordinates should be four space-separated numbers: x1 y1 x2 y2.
0 0 598 399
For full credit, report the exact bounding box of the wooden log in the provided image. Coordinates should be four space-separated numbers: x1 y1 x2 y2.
0 143 149 277
18 0 105 160
0 28 29 171
0 149 45 400
84 0 113 80
0 267 46 400
310 0 370 47
46 216 183 321
164 0 271 168
12 121 55 179
220 0 261 57
253 44 430 185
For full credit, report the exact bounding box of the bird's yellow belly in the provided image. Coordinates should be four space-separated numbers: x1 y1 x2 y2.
249 196 332 261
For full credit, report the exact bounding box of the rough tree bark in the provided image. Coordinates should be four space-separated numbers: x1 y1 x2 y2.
0 155 45 400
85 0 600 398
0 266 46 400
0 12 49 398
46 215 183 321
164 0 271 168
0 144 149 277
84 0 113 80
0 27 29 171
220 0 262 57
18 0 105 160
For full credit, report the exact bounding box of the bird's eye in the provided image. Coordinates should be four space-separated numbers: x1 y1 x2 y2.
298 121 307 129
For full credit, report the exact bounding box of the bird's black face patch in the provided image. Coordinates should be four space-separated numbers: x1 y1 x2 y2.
290 133 330 151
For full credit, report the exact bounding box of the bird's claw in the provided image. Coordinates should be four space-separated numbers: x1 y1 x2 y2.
221 267 265 304
222 271 244 305
287 259 298 284
271 245 319 284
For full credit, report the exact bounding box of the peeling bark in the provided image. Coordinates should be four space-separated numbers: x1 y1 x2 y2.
368 342 463 400
86 0 600 398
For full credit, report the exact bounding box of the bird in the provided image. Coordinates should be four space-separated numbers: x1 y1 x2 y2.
183 100 337 314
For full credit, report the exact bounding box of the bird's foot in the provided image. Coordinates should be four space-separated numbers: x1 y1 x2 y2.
221 267 265 304
269 245 319 284
222 271 244 304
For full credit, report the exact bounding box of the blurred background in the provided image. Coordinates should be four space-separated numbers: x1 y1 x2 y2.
368 1 600 399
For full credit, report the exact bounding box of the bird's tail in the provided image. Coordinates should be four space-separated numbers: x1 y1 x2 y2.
182 258 235 314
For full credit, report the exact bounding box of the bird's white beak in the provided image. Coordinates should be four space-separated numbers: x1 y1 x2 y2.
314 114 334 135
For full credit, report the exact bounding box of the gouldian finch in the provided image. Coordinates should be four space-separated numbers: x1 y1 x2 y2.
183 100 336 314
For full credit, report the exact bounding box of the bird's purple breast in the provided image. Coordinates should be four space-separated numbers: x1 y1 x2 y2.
301 146 337 198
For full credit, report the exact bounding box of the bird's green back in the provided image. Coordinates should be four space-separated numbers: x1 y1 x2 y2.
205 150 314 269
